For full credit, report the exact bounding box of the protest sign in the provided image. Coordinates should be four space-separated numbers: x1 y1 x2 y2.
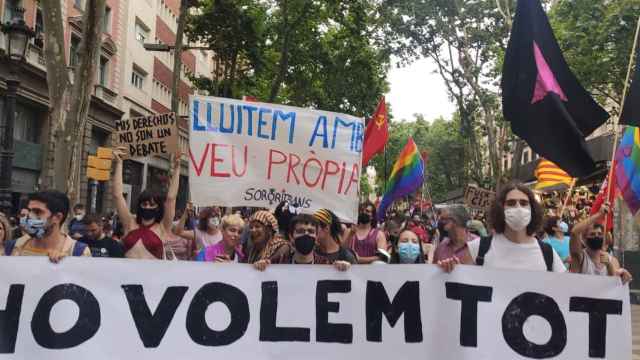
114 112 178 159
464 185 494 209
189 96 363 222
0 258 630 360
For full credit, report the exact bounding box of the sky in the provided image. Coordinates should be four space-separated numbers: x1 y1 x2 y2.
385 57 456 122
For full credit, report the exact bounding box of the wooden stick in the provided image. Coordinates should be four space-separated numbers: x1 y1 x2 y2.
559 178 577 219
605 15 640 201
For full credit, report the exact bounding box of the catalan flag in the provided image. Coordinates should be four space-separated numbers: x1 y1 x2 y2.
534 159 574 190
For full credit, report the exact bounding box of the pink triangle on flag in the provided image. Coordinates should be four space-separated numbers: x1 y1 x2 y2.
531 41 568 104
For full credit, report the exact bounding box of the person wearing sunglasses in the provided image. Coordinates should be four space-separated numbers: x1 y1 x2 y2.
439 182 565 273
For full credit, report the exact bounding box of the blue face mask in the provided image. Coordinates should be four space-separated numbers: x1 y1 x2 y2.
20 216 48 239
398 242 421 263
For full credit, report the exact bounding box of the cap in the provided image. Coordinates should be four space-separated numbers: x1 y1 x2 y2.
313 209 333 226
467 220 488 237
250 210 279 233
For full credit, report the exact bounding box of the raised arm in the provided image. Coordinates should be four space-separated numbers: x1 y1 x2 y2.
569 203 608 272
174 202 196 241
112 147 134 234
163 152 181 231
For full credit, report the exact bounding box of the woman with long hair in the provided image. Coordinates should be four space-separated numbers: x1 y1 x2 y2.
112 147 181 259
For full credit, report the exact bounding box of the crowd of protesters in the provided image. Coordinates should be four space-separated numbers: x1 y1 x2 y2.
0 148 631 284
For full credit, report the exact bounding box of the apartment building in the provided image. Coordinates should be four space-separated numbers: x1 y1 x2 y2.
0 0 216 215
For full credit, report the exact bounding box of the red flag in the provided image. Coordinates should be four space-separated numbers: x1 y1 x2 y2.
591 163 617 231
362 97 388 166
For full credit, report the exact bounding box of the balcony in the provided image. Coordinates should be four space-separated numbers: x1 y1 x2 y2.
94 84 117 104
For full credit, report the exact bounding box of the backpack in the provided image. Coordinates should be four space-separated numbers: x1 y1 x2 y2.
4 236 88 257
475 236 553 271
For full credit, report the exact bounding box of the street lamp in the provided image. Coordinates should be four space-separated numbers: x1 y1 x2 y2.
0 8 35 216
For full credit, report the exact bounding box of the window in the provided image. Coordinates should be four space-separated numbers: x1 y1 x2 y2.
35 6 44 34
102 6 111 33
135 20 149 44
3 0 20 23
12 102 41 143
131 66 146 89
74 0 83 10
98 57 109 86
70 36 81 67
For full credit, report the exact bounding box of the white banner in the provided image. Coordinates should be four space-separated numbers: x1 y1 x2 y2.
188 96 363 222
0 258 631 359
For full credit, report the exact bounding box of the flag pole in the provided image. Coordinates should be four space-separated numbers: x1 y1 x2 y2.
559 178 577 220
605 15 640 202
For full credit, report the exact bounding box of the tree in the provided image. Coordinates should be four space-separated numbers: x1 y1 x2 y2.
370 115 466 201
379 0 515 188
186 0 267 98
187 0 388 118
549 0 640 115
40 0 106 204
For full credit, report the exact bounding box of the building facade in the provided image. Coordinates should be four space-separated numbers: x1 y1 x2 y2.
0 0 216 216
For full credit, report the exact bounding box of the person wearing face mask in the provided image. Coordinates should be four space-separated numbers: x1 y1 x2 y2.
569 203 632 283
432 205 475 265
174 204 223 255
384 220 401 251
112 147 181 259
196 214 245 262
68 204 87 240
390 229 425 264
246 210 291 266
254 214 318 270
313 209 356 270
438 182 565 273
4 191 91 260
346 203 387 264
542 216 570 264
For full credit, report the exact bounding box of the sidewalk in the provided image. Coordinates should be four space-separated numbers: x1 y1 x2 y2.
633 305 640 359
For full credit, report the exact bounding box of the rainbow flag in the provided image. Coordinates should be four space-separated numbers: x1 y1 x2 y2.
615 126 640 215
376 137 425 221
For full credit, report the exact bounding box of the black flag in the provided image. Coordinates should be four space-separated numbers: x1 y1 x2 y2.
620 45 640 126
502 0 609 177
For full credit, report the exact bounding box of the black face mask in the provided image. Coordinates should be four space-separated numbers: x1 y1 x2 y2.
358 213 371 225
586 236 604 250
139 207 160 222
294 235 316 255
388 235 399 246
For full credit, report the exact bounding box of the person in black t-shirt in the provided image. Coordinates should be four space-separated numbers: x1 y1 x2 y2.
312 209 356 269
80 214 125 258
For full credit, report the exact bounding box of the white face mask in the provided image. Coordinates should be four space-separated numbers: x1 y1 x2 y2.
504 206 531 231
74 213 85 221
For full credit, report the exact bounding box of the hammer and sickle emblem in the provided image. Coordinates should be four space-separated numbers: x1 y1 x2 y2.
375 114 385 129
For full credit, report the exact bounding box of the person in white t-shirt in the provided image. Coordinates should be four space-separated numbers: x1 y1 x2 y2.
438 182 565 273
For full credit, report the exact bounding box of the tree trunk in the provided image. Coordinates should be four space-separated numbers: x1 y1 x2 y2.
172 0 189 114
511 139 525 180
41 0 105 205
40 0 70 190
65 0 106 206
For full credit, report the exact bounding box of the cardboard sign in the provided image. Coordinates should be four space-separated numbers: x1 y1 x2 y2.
464 185 494 209
189 96 363 222
0 258 630 359
114 112 178 159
